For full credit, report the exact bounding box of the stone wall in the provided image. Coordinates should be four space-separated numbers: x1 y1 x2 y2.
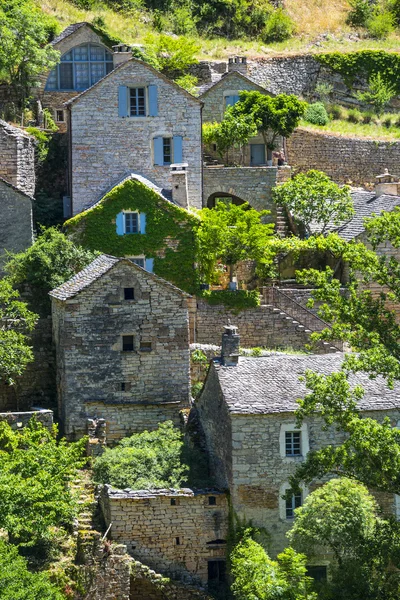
100 486 228 585
287 127 400 185
52 260 191 440
69 58 202 214
0 120 35 196
0 408 53 430
0 179 33 270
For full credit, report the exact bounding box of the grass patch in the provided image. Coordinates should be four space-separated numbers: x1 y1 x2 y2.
300 113 400 140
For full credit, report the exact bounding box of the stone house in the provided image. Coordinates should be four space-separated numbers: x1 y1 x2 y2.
0 119 35 196
50 254 191 441
65 172 199 294
0 177 33 270
66 52 202 215
195 327 400 563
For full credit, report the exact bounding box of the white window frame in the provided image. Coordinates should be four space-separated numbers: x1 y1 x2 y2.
279 423 309 460
129 255 146 268
55 109 65 123
279 482 308 522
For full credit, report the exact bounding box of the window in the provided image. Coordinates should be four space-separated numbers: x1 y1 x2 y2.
285 492 302 520
163 137 172 165
285 431 301 456
208 560 226 583
116 212 145 236
208 496 216 506
306 566 327 582
56 109 65 122
122 335 134 352
224 94 240 108
130 257 145 268
170 498 177 506
130 87 146 117
124 212 139 234
154 136 183 166
45 44 113 91
124 287 134 300
175 537 180 545
140 341 152 352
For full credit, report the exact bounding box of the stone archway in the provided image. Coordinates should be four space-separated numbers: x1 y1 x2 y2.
206 192 247 208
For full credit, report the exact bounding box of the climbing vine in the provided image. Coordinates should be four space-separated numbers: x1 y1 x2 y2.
201 289 260 311
316 50 400 94
65 178 200 294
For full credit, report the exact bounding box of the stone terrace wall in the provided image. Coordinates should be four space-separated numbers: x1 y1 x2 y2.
247 55 320 96
0 120 35 196
287 127 400 185
100 486 228 585
0 409 53 430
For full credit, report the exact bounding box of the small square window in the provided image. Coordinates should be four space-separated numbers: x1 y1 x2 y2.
124 287 134 300
285 492 302 520
122 335 134 352
56 109 65 122
285 431 301 456
124 213 139 234
140 341 152 352
170 498 177 506
208 496 216 506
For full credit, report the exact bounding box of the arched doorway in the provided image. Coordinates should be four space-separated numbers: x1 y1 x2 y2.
206 192 247 209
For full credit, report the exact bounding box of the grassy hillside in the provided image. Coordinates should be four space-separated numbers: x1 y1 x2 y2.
39 0 400 59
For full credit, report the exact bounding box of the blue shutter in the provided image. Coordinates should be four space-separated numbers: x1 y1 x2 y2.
145 258 154 273
148 85 158 116
116 212 125 235
118 86 128 118
225 95 233 107
173 135 183 163
232 94 240 104
140 213 146 234
154 137 164 166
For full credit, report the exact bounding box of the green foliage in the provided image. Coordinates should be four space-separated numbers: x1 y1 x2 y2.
304 102 330 126
0 419 86 551
273 169 354 236
93 421 188 489
388 0 400 24
191 381 204 398
315 82 333 104
356 72 397 115
191 349 208 363
65 179 199 294
262 8 295 43
366 10 395 39
346 0 374 27
0 0 60 113
251 346 263 357
145 34 199 77
0 540 63 600
328 103 345 120
174 74 198 95
197 202 274 284
25 127 52 162
315 50 400 96
0 279 38 386
5 227 99 315
230 532 316 600
203 289 261 311
347 107 362 123
202 110 258 164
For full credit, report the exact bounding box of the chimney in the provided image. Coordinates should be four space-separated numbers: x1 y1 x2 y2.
375 169 400 197
170 163 189 209
228 56 248 76
112 44 133 67
221 322 240 367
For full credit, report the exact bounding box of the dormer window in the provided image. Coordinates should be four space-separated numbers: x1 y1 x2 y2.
45 44 113 91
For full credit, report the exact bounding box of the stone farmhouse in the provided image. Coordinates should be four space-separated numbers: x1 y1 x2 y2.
50 254 191 441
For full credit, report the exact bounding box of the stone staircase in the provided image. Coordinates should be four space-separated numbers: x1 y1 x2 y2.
275 205 289 238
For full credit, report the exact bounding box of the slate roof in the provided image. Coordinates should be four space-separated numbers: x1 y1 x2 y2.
49 254 190 301
51 22 88 46
214 354 400 415
0 177 34 201
0 119 33 139
198 70 273 98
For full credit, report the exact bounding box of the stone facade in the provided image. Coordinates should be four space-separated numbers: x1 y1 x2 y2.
0 120 35 196
0 408 53 431
50 255 191 440
287 127 400 185
100 486 228 586
0 179 33 270
68 58 202 215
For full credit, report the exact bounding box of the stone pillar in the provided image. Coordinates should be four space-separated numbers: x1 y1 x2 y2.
170 163 189 209
112 44 132 67
221 323 240 366
228 56 248 76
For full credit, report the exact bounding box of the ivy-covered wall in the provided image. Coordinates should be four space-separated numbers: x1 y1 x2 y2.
65 178 200 294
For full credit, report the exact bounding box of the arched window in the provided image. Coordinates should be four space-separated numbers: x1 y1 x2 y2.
46 44 113 91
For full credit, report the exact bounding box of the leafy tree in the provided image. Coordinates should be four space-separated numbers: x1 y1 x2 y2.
356 72 396 115
230 531 316 600
197 202 275 284
203 110 258 165
5 227 99 315
145 34 199 78
93 421 188 489
346 0 374 27
0 0 59 115
0 278 38 386
230 91 307 161
273 170 354 236
174 74 199 95
0 540 63 600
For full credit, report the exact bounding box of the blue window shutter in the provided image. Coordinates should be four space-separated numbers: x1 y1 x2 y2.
116 212 125 235
173 135 183 163
118 86 128 118
140 213 146 234
154 137 164 166
145 258 154 273
148 85 158 116
225 95 233 106
232 94 240 104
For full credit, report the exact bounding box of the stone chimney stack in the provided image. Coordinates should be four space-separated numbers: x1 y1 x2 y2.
375 169 400 197
112 44 133 67
221 322 240 367
228 56 248 76
170 163 189 209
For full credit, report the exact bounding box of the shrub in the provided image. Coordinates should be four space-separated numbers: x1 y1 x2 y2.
347 108 362 123
304 102 329 125
172 5 197 35
174 74 198 95
383 116 392 128
203 289 261 311
315 82 333 104
388 0 400 25
395 116 400 128
366 11 395 39
362 111 374 124
191 382 203 398
356 72 396 115
328 104 345 120
346 0 373 27
262 8 294 42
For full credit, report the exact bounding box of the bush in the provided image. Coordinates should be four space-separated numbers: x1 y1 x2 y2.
174 74 198 95
383 116 392 128
348 108 362 123
395 116 400 128
304 102 329 125
203 289 260 311
367 11 395 39
362 111 374 124
328 104 345 120
93 421 188 489
262 8 294 42
346 0 373 27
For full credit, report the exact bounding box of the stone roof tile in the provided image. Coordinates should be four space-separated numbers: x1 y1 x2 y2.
51 22 88 46
0 177 34 201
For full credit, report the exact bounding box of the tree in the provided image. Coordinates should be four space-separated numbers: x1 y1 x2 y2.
273 170 354 236
230 531 316 600
202 111 258 165
0 0 59 115
197 202 275 284
0 278 38 386
356 72 396 115
144 34 200 78
230 91 307 161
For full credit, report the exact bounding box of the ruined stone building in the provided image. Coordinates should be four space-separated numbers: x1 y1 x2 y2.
0 119 35 196
50 254 191 441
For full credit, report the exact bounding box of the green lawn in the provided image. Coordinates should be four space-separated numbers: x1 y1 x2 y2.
300 115 400 141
